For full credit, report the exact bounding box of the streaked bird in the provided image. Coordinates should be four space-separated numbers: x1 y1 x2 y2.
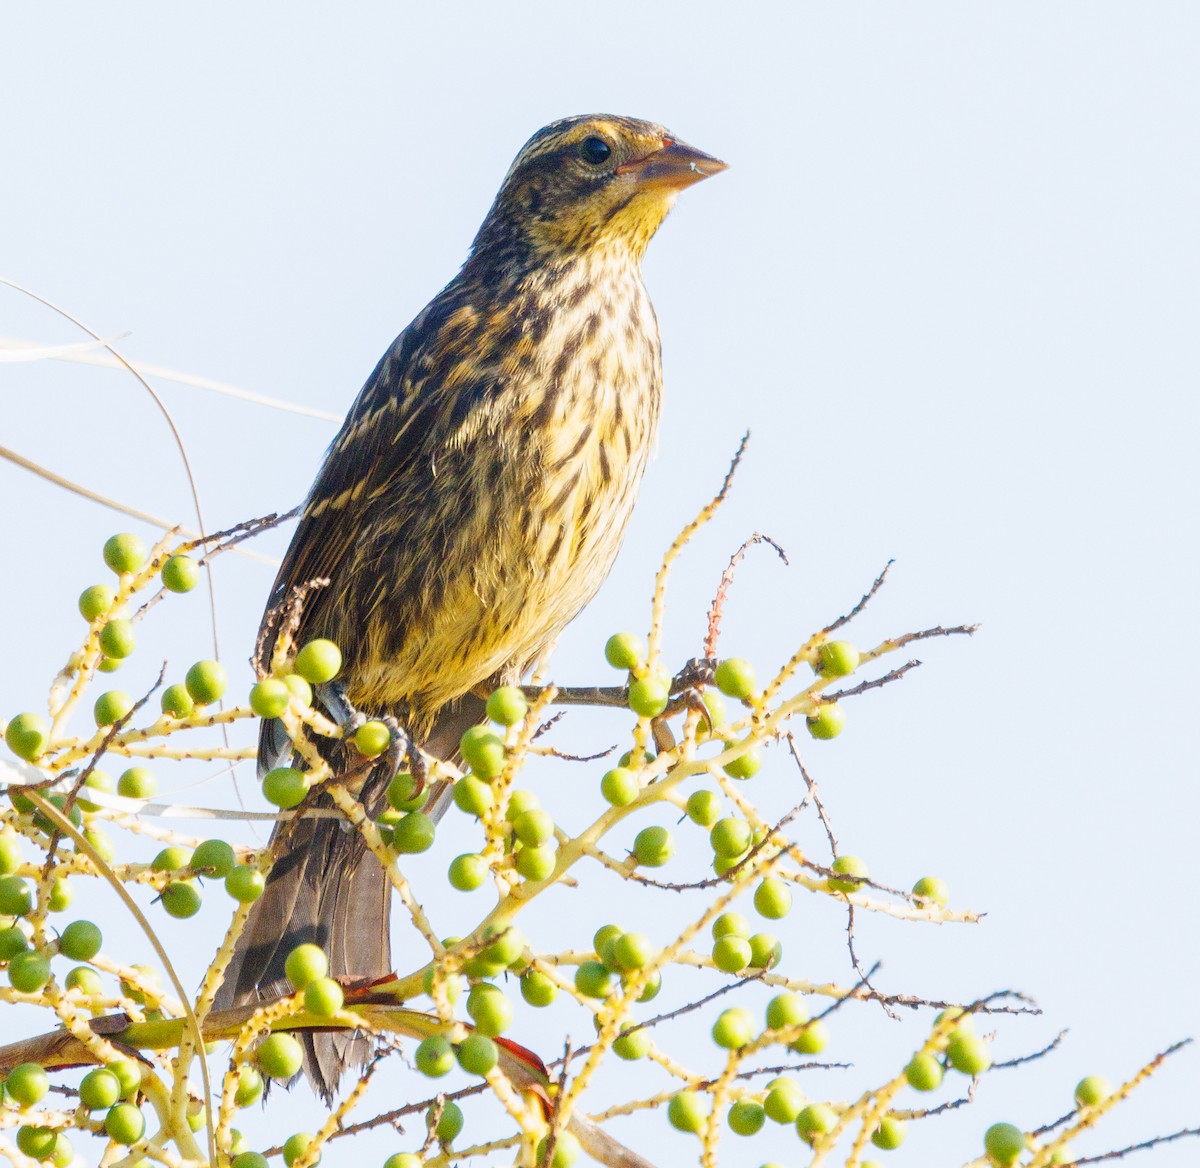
216 114 726 1100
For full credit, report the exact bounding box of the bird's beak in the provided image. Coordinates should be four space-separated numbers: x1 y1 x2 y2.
616 137 728 191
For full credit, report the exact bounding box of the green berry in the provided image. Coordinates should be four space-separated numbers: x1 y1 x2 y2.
282 673 313 705
712 1006 755 1049
191 838 235 879
827 854 868 894
105 1101 145 1144
505 789 540 819
668 1090 707 1133
723 747 762 780
535 1131 581 1168
385 771 428 812
486 685 528 726
6 1061 49 1106
604 632 644 670
685 789 721 826
109 1058 142 1098
712 912 751 940
47 875 72 913
161 554 200 593
710 817 752 860
59 919 102 961
0 925 29 960
282 1133 318 1167
460 725 506 778
632 825 674 867
160 684 195 718
712 935 752 973
790 1019 830 1055
415 1035 454 1078
905 1051 943 1091
766 993 808 1031
467 983 514 1036
984 1122 1026 1166
633 968 662 1002
293 639 342 684
512 808 554 847
382 1156 423 1168
119 767 157 799
714 658 756 700
728 1099 766 1136
185 660 227 705
748 933 782 968
262 767 308 809
947 1030 992 1076
9 950 51 992
257 1033 304 1081
4 712 49 762
93 690 134 727
64 965 102 1003
98 655 122 673
448 853 488 891
80 1067 122 1109
81 826 115 861
150 845 191 872
0 829 22 873
225 866 265 903
871 1116 906 1149
594 923 623 960
79 583 116 621
103 533 146 575
479 925 526 968
611 932 653 970
817 641 860 678
457 1033 498 1076
17 1126 57 1159
754 877 792 919
354 720 391 757
232 1154 269 1168
422 966 464 1004
99 618 136 659
600 766 639 806
796 1102 837 1145
433 1100 464 1144
285 943 328 989
807 701 846 740
628 676 669 718
452 775 494 817
249 678 290 718
520 969 558 1007
574 961 612 999
613 1026 651 1060
1074 1074 1112 1107
912 875 949 906
0 875 33 916
391 811 435 854
764 1077 805 1123
74 769 113 813
233 1067 264 1108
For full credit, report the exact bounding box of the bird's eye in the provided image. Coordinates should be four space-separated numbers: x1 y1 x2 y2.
578 136 612 166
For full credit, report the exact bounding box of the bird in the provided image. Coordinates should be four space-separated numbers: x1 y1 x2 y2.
215 114 726 1100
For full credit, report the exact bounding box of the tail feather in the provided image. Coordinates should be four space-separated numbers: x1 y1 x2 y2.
215 694 487 1102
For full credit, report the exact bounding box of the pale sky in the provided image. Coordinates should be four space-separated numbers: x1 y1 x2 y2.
2 5 1197 1166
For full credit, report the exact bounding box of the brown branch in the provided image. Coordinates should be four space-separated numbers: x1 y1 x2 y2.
822 561 893 635
822 658 922 701
705 531 789 658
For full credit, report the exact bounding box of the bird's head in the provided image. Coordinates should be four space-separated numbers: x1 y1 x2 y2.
473 114 726 262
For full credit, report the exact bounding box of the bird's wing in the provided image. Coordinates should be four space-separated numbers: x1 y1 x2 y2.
258 290 497 674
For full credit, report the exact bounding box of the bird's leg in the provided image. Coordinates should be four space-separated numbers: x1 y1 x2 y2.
319 682 423 792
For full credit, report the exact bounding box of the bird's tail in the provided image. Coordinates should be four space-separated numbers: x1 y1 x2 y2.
214 695 484 1103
